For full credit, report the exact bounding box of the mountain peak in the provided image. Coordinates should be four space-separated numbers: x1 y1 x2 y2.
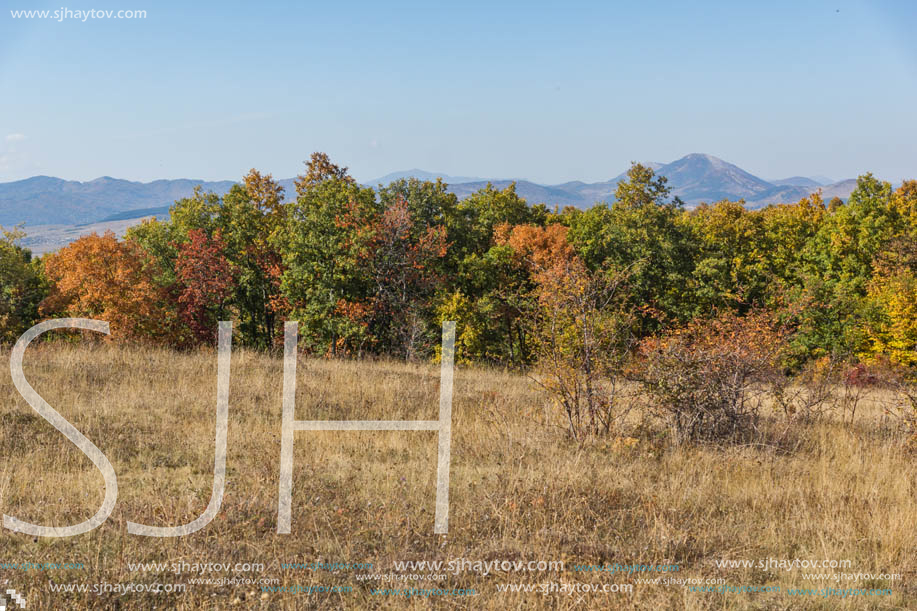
675 153 731 168
655 154 775 202
771 176 824 188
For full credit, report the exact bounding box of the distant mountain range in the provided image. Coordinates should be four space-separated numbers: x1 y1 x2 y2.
434 155 859 212
367 169 486 185
0 176 237 226
0 154 865 227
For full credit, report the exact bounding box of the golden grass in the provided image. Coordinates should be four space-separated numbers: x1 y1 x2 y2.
0 342 914 609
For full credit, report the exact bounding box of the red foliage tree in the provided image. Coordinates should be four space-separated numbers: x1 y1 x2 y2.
332 197 448 357
174 229 237 345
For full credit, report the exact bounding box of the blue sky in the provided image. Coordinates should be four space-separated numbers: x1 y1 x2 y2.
1 0 915 184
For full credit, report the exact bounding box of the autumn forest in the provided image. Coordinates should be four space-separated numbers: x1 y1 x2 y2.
2 152 917 441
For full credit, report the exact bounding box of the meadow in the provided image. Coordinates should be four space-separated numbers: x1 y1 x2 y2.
0 342 914 610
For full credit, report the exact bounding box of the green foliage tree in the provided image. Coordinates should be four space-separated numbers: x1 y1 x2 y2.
0 226 46 342
684 200 767 314
124 186 223 287
860 182 917 366
276 154 379 355
791 174 903 359
217 170 288 348
805 174 900 291
377 177 458 240
758 194 826 288
453 182 545 259
568 163 694 330
439 242 530 364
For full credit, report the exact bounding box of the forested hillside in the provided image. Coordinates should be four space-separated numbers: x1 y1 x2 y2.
2 152 915 377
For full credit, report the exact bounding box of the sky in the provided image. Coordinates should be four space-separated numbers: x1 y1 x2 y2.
1 0 915 185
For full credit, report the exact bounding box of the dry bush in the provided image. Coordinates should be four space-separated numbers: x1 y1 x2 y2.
529 257 636 441
838 363 877 425
631 310 790 445
768 356 843 424
861 358 917 445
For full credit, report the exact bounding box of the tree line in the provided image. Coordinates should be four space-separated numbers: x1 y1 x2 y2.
1 152 915 373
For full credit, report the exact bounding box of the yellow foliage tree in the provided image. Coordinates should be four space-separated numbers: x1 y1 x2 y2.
863 268 917 367
861 181 917 366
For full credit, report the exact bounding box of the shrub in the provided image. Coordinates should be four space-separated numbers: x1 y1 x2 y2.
769 356 842 424
844 363 882 388
632 310 790 444
860 359 917 444
530 256 636 441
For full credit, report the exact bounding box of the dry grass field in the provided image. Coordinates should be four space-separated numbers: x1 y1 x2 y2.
0 342 914 609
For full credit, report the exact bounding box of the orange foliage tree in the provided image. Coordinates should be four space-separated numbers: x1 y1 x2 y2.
495 222 575 276
41 232 176 343
505 223 637 440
